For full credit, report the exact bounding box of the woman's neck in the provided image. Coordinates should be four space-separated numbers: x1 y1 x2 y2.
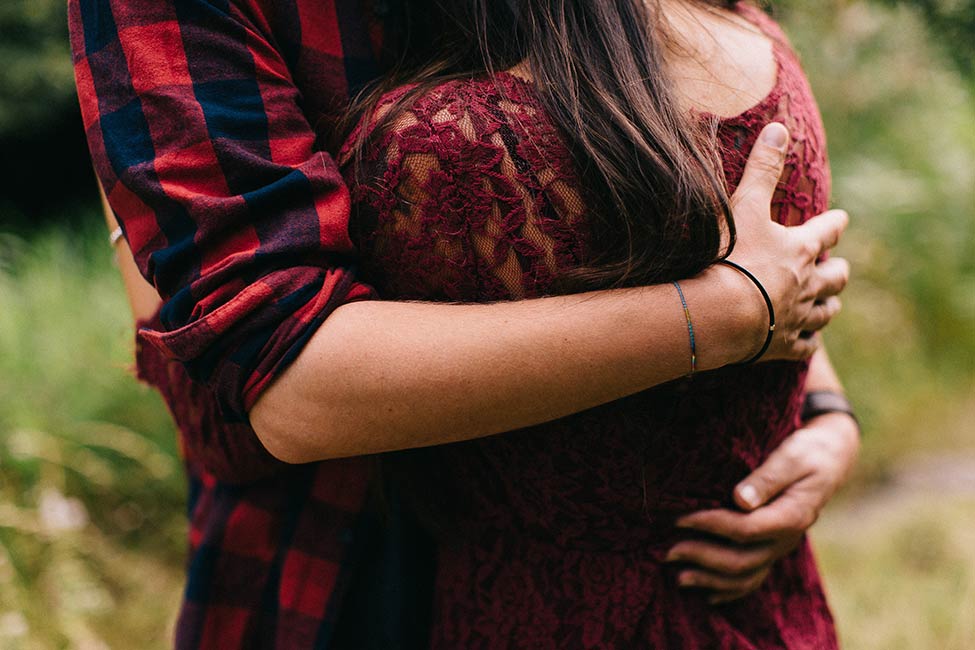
657 1 778 118
507 2 779 120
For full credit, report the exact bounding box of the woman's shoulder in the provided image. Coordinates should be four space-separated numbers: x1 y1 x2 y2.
734 2 793 49
338 72 556 169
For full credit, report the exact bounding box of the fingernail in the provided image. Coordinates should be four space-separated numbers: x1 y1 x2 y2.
738 484 761 509
678 573 695 587
665 549 681 563
761 123 788 150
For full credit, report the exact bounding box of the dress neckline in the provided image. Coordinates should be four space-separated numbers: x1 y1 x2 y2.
691 3 784 123
494 3 784 126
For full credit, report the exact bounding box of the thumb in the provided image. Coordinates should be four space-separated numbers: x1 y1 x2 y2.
733 437 810 511
731 122 790 217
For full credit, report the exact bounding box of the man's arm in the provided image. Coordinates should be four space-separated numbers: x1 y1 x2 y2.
101 183 288 482
100 184 159 323
71 0 377 425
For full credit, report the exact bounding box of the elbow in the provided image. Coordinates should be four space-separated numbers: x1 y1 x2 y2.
248 365 371 463
248 306 372 463
249 388 330 465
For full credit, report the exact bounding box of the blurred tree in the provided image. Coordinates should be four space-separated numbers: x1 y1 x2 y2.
0 0 970 141
885 0 975 84
769 1 973 85
0 0 92 226
0 0 76 137
0 0 970 223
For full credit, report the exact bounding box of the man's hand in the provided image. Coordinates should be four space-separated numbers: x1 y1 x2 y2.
665 412 860 604
721 122 850 363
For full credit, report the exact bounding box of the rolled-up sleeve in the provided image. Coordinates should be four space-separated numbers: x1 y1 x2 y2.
69 0 376 422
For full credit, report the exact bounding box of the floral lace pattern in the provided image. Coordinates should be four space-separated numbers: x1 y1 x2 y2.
341 5 836 648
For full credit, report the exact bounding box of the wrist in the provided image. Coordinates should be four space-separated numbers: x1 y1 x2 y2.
801 390 859 433
682 265 767 371
802 411 861 477
805 410 860 438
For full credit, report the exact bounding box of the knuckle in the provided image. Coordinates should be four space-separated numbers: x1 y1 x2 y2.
687 572 710 589
801 238 821 259
829 225 842 248
752 471 777 493
747 572 768 592
724 578 747 592
738 523 760 543
755 157 782 177
830 297 843 316
788 504 816 532
812 305 831 329
724 528 746 544
826 267 849 295
798 510 818 531
729 555 753 575
806 448 830 469
837 273 849 293
833 209 850 229
782 442 804 465
797 450 819 473
788 343 805 361
838 263 851 286
725 528 748 545
800 338 820 359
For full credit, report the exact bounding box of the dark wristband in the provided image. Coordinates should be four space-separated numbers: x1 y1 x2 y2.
801 390 859 431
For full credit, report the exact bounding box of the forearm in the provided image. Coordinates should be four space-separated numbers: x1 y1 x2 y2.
73 0 379 422
800 344 860 477
251 266 761 462
804 345 860 435
99 184 161 324
804 345 845 394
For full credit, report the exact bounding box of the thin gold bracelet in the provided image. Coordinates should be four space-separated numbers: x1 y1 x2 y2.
672 281 697 375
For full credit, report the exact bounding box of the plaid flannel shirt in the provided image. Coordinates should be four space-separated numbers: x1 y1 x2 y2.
69 0 402 646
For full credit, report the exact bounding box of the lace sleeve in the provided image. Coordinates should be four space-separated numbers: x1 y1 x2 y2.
340 76 590 303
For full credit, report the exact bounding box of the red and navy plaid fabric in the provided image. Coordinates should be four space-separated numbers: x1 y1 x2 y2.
69 1 400 647
132 312 377 648
69 0 386 421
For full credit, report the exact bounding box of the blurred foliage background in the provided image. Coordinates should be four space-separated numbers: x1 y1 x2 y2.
0 0 972 648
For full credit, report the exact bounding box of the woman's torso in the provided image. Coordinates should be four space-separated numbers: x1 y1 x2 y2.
343 4 835 647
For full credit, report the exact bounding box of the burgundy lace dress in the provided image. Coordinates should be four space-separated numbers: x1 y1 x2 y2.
341 6 837 649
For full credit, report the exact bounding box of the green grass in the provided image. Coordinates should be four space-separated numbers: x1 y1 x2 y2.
780 0 975 485
0 225 184 648
816 494 975 650
0 1 972 647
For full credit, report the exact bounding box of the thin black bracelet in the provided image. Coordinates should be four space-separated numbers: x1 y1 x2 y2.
802 390 860 431
718 259 775 364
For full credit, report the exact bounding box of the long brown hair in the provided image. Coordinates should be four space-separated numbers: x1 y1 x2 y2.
349 0 741 291
355 0 746 536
